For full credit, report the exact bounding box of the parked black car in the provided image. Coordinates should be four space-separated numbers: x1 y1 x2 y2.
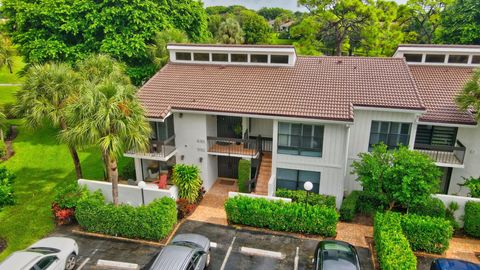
314 240 361 270
431 258 480 270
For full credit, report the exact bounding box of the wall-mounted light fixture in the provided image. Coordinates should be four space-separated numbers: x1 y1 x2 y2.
179 113 183 118
199 157 203 163
180 155 185 161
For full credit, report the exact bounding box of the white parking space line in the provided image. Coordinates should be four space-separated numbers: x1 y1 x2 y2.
240 246 286 259
76 257 90 270
220 236 237 270
210 242 218 248
294 247 299 270
91 248 99 255
97 259 139 270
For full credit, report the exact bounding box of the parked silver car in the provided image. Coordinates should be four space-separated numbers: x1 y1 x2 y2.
0 237 78 270
148 234 211 270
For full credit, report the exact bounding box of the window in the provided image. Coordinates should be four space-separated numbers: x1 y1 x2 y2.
212 53 228 62
415 125 457 146
472 55 480 64
448 55 469 64
175 52 191 61
278 123 324 157
425 54 445 63
193 53 210 61
149 116 174 141
404 54 422 62
251 54 268 63
369 121 411 151
33 256 57 270
231 54 248 62
276 168 320 193
271 55 289 64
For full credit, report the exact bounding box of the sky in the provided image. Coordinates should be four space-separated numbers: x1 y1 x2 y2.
203 0 407 11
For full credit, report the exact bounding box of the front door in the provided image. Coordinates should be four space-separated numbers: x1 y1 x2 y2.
439 167 453 194
218 156 240 179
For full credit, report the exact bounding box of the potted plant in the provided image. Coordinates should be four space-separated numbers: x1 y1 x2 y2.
233 123 242 145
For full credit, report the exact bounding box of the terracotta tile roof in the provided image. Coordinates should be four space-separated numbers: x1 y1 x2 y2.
409 65 477 125
138 56 425 121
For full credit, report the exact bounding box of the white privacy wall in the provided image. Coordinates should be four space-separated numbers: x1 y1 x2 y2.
344 109 419 193
78 179 178 206
174 113 217 191
273 121 349 207
433 194 480 226
449 125 480 196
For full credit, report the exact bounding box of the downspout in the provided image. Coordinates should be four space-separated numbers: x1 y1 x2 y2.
343 124 351 177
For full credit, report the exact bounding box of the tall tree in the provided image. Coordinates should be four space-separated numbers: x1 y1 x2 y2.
147 29 190 69
0 34 14 74
298 0 375 56
216 17 245 44
290 16 323 55
436 0 480 45
238 10 272 44
15 63 83 179
64 55 150 205
257 7 293 20
456 69 480 121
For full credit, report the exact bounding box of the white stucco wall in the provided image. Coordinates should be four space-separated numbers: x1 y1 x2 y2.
250 118 274 138
174 113 217 191
345 109 419 192
449 125 480 196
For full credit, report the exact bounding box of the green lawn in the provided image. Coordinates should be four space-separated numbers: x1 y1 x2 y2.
0 55 25 84
0 121 129 260
0 86 20 106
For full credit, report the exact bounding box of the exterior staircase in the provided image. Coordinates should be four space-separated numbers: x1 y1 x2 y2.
254 152 272 196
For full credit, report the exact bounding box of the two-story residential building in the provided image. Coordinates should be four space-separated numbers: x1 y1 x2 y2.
125 43 480 207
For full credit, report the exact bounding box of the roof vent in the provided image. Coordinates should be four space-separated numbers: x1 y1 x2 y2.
336 60 343 64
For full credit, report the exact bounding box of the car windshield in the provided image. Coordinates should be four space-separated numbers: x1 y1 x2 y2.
172 241 202 250
321 243 358 270
26 247 59 255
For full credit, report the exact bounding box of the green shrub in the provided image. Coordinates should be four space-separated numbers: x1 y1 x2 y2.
374 212 416 270
172 164 202 203
340 191 361 221
461 177 480 198
0 140 6 158
357 192 385 215
445 202 460 230
0 166 15 207
237 159 251 193
275 188 336 209
225 195 338 236
464 201 480 238
409 197 446 218
401 214 453 254
76 191 177 240
53 183 87 209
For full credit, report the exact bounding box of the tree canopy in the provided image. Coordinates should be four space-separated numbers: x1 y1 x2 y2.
436 0 480 44
238 10 272 44
456 68 480 121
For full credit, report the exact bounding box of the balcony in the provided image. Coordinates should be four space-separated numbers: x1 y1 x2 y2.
124 135 176 161
207 137 262 158
414 140 466 167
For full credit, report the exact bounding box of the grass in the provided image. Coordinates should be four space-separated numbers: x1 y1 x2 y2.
0 121 130 260
0 55 25 84
0 86 20 106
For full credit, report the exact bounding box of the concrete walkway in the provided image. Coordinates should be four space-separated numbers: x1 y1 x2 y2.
188 179 237 226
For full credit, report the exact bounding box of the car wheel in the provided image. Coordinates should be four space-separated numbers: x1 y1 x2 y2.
65 253 77 270
206 252 211 267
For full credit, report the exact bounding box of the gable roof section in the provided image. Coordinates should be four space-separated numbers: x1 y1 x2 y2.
138 56 425 121
409 65 476 125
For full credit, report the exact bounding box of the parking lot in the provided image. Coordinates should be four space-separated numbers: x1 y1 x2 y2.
52 220 374 270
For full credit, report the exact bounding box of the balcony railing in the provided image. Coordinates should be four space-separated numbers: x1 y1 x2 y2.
125 135 176 160
207 136 260 158
414 140 466 166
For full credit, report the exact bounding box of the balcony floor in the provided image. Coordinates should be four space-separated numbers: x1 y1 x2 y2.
416 149 463 166
208 142 257 157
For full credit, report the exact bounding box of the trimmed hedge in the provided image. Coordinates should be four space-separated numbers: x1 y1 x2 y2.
401 214 453 254
275 188 336 209
237 159 251 193
374 212 417 270
339 191 361 221
76 192 177 240
464 201 480 238
409 197 446 218
225 195 338 236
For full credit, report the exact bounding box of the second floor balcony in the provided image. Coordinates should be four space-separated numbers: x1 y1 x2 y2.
125 135 176 161
414 140 466 167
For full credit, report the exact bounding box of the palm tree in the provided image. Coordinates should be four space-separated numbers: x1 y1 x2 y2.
147 29 189 68
216 17 245 44
15 63 84 179
456 68 480 121
64 55 150 205
0 35 15 74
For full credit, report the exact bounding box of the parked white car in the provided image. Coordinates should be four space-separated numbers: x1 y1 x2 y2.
0 237 78 270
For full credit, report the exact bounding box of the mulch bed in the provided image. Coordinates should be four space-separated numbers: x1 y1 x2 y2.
353 214 374 226
0 237 7 254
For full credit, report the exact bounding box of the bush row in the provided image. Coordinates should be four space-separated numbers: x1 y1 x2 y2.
374 212 417 270
409 197 446 218
339 191 361 221
0 166 15 208
401 214 453 254
275 188 336 209
237 159 250 193
225 195 338 236
76 191 177 240
464 201 480 238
